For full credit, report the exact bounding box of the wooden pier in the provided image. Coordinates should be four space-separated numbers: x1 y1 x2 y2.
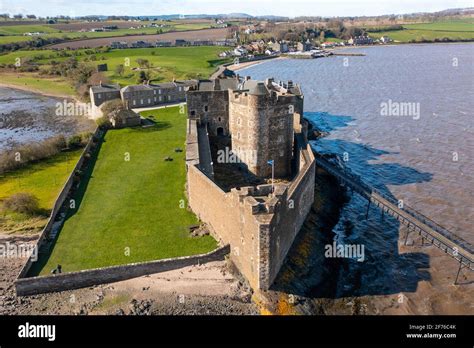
315 155 473 283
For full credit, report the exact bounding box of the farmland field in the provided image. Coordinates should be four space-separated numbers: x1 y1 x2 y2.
0 20 217 46
48 27 229 49
368 19 474 42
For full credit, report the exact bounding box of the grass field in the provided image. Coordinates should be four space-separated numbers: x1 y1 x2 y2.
0 46 228 93
32 106 216 275
0 149 83 234
0 72 76 96
369 19 474 42
99 46 228 84
0 21 214 45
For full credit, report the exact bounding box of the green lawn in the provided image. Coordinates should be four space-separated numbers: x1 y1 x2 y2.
0 149 83 234
0 72 76 96
0 46 228 96
33 106 216 275
98 46 229 84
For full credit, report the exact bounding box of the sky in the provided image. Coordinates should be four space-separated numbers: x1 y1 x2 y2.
0 0 472 18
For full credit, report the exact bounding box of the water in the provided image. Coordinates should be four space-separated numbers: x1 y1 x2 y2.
240 43 474 310
0 87 95 151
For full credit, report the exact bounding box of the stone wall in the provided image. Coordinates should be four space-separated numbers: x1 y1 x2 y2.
186 128 315 290
187 89 230 136
16 128 102 280
16 245 230 296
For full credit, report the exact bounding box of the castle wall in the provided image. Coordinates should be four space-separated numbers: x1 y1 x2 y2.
187 90 230 136
265 145 316 287
187 164 264 288
187 136 315 290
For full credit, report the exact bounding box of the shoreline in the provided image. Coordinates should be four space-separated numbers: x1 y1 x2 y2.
0 81 77 101
227 57 285 72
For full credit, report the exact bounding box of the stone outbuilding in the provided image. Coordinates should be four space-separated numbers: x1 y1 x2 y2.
108 109 141 128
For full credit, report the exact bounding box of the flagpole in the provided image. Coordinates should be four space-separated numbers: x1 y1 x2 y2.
271 160 274 195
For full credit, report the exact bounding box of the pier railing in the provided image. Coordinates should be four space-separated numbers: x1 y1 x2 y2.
315 154 473 273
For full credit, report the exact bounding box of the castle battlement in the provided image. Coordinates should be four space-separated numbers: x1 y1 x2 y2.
185 74 316 290
231 184 288 215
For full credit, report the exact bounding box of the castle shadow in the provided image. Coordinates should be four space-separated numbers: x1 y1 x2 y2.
271 112 434 299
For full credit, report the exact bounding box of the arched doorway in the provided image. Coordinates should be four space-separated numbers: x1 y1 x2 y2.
216 127 224 136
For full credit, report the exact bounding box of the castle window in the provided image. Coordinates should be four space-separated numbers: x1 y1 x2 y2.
159 96 162 102
168 95 172 101
140 99 143 104
148 98 151 104
132 99 136 106
154 97 157 102
178 86 182 92
218 117 222 122
97 93 102 99
190 110 196 116
204 105 208 112
158 89 162 94
280 150 284 157
237 132 241 140
154 90 156 95
237 118 241 125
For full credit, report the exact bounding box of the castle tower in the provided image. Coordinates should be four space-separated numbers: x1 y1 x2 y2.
229 77 303 178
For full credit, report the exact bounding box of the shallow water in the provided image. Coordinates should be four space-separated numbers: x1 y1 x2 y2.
240 43 474 309
241 43 474 244
0 87 95 151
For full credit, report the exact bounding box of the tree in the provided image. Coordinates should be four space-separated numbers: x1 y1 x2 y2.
135 58 150 69
115 64 125 76
136 70 150 84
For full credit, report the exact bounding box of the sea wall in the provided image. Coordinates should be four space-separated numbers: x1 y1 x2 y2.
16 245 230 296
16 127 102 280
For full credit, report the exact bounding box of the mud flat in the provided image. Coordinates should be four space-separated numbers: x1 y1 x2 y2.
0 87 95 151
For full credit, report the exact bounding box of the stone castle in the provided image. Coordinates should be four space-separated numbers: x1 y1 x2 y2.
185 72 315 290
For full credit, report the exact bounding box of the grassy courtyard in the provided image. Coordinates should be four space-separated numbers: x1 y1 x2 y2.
33 106 216 276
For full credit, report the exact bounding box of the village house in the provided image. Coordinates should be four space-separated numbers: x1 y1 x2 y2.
89 79 197 118
155 41 172 47
120 80 196 108
269 40 289 53
348 35 374 45
297 40 312 52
